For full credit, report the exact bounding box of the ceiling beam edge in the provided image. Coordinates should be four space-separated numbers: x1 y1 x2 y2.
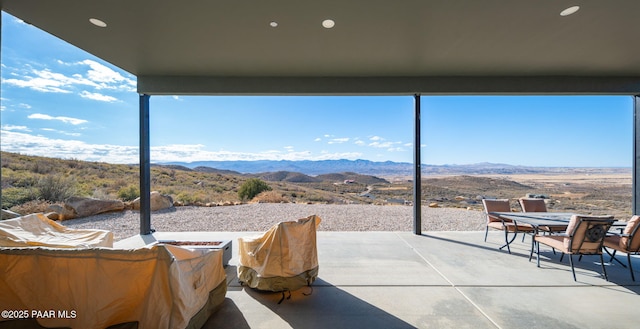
137 76 640 96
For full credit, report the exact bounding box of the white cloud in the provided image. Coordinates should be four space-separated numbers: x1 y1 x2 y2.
79 91 118 102
28 113 88 125
314 137 322 142
369 140 403 149
81 60 127 84
3 70 75 93
369 141 390 148
1 130 139 163
41 128 81 137
76 60 136 92
328 137 349 144
152 145 359 162
1 130 364 164
4 58 136 98
12 17 27 25
369 136 384 141
1 124 31 132
355 140 365 145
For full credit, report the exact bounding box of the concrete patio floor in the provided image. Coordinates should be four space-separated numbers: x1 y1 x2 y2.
116 231 640 329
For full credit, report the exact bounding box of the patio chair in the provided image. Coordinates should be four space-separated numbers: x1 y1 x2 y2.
482 199 534 254
603 215 640 281
519 197 563 234
238 215 321 303
518 198 547 212
531 215 614 281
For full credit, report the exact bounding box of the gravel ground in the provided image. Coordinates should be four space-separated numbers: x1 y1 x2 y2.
62 203 486 241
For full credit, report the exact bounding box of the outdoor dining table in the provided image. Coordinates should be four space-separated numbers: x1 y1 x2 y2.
488 212 626 254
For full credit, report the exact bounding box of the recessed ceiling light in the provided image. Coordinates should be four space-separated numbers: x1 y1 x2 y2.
560 6 580 17
270 21 278 28
89 18 107 28
322 19 335 29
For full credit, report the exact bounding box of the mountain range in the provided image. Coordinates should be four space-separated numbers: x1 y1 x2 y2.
161 159 631 177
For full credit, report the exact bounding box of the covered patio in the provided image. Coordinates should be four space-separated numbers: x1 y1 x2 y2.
116 230 640 328
3 1 640 234
2 1 640 328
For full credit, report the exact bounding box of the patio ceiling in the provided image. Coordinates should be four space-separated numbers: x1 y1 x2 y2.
3 0 640 95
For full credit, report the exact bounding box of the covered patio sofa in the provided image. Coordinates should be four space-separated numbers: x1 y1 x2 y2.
0 214 226 329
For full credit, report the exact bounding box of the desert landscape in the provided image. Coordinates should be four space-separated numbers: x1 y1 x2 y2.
415 171 632 219
1 151 633 222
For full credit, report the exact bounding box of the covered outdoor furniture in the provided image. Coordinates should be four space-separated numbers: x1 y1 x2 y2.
482 199 534 253
238 215 321 302
0 214 227 328
0 213 114 248
603 215 640 281
532 215 614 281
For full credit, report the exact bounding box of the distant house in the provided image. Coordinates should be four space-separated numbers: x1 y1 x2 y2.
344 180 356 184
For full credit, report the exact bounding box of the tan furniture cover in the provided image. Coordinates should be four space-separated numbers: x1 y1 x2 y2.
0 213 114 248
238 215 321 292
0 215 227 329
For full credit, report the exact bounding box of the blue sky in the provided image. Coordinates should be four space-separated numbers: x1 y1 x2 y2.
0 12 634 167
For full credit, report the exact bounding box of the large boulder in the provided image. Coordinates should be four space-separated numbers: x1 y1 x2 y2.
132 191 174 211
47 204 77 220
62 197 125 219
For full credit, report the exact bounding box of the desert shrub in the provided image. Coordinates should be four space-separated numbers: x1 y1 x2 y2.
117 185 140 201
113 178 129 190
2 187 37 209
9 199 56 215
66 158 83 169
253 190 289 203
37 175 77 202
160 188 176 195
238 178 272 201
31 159 59 175
307 194 332 203
92 188 114 200
4 171 38 188
176 192 200 205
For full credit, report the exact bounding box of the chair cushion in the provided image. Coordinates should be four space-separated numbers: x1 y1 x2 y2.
519 198 547 212
482 199 511 223
488 221 534 232
487 221 506 230
604 234 622 250
565 215 580 236
535 235 567 252
621 215 640 250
